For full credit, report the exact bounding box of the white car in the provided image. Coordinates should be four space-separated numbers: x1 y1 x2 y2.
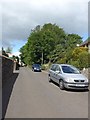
48 64 89 90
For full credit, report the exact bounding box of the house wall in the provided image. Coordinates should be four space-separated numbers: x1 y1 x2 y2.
88 44 90 53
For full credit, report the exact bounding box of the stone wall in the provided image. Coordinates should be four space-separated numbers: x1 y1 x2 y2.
1 55 14 86
0 55 19 87
0 55 2 89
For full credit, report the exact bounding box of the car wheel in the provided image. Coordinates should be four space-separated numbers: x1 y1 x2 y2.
59 80 64 90
48 75 52 82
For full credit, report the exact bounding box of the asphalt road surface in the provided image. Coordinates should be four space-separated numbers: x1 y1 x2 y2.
5 67 88 118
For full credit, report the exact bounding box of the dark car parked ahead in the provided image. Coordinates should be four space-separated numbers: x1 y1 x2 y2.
32 64 41 72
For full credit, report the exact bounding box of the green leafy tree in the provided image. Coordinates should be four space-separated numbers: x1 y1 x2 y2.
20 23 83 67
70 47 89 69
20 43 30 64
78 52 90 69
2 47 9 57
72 47 88 60
6 47 12 53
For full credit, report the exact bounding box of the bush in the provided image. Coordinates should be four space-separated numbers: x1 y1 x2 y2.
57 57 67 64
41 63 50 70
41 65 46 70
78 52 90 69
70 52 90 70
70 60 80 69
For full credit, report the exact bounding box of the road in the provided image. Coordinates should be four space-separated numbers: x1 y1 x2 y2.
5 67 88 118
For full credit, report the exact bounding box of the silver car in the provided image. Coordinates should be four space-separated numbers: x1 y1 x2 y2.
48 64 89 90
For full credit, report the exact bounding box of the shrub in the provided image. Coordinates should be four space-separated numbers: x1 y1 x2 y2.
41 64 46 70
70 60 80 69
78 52 90 69
41 63 50 70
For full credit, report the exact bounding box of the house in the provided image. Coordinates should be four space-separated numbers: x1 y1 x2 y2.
80 37 90 53
6 53 13 58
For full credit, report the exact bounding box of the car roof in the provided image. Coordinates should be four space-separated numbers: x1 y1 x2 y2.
33 64 40 66
51 64 72 67
60 64 71 66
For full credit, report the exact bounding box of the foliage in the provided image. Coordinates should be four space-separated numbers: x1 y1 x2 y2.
41 64 47 70
70 52 89 70
70 47 89 69
6 47 12 53
2 47 9 57
41 63 50 70
72 47 88 60
78 52 90 69
12 55 19 63
20 23 89 70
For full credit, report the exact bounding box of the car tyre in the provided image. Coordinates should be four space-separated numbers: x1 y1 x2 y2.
48 75 52 82
59 80 64 90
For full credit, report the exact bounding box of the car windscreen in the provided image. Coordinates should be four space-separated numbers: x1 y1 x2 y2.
33 64 40 67
61 65 80 74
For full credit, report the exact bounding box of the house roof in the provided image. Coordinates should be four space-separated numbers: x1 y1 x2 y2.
80 37 90 46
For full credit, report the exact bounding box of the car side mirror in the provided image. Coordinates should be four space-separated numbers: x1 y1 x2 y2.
56 70 61 74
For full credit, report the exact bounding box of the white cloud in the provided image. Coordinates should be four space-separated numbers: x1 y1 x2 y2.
13 51 20 57
2 0 89 49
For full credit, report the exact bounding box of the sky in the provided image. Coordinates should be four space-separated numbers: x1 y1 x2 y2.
1 0 89 56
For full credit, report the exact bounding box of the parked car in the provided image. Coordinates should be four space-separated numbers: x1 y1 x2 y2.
48 64 89 90
32 64 41 72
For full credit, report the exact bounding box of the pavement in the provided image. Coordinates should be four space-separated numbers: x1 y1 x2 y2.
5 67 89 118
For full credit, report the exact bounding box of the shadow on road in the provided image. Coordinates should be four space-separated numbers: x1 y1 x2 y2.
2 71 19 119
50 81 89 92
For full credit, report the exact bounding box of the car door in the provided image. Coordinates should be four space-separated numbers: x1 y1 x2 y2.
54 65 61 83
49 64 57 82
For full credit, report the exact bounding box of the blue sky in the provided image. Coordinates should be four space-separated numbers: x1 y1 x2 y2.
11 40 27 56
82 33 88 41
2 0 89 56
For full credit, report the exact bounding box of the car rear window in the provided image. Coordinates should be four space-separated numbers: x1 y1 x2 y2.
33 64 40 67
